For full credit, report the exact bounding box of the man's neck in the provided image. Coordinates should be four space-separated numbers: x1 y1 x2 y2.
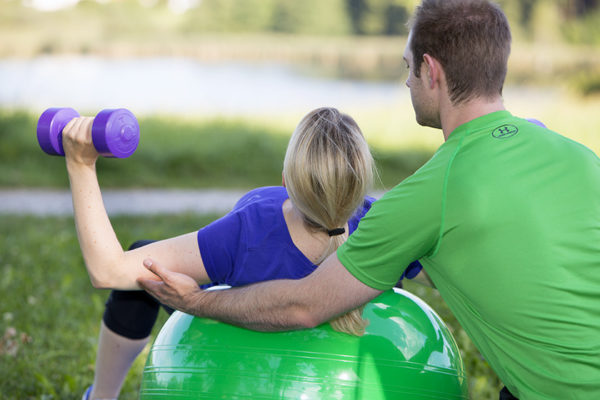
440 96 505 141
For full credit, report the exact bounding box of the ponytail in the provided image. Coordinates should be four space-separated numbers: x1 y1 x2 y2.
283 107 374 336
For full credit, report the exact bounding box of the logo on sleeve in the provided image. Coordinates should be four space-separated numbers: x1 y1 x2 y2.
492 124 518 139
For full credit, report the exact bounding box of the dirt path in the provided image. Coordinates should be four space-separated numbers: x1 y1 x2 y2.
0 188 247 216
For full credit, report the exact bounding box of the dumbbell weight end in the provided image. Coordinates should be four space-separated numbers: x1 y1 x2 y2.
37 107 80 156
92 109 139 158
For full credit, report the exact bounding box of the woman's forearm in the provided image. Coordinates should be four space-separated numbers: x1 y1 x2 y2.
66 160 127 288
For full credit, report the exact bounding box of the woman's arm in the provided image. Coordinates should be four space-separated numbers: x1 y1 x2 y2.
62 117 209 290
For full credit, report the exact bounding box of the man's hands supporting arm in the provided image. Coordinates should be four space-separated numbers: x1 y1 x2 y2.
138 252 382 332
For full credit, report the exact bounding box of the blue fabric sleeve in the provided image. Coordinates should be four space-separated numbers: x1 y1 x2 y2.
348 196 377 234
400 260 423 280
197 211 244 284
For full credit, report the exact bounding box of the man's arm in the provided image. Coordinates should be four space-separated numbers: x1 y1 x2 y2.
138 251 382 332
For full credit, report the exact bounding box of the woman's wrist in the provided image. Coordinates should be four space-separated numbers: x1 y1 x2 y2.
66 157 97 176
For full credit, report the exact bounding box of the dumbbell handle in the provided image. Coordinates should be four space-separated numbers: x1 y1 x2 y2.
37 108 139 158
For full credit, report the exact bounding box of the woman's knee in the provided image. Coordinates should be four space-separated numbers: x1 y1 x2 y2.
103 289 161 339
128 239 156 251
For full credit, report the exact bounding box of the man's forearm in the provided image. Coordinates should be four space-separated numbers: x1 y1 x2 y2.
181 279 320 332
149 253 383 333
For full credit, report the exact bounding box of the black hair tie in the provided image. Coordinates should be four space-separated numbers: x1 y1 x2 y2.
327 228 345 236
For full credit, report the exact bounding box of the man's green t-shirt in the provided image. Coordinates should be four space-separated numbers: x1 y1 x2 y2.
338 111 600 399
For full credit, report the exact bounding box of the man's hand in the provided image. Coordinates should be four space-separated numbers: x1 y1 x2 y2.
137 259 203 313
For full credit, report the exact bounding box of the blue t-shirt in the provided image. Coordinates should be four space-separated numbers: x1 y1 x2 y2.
197 186 375 286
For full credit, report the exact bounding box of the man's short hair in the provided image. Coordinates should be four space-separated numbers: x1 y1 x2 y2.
409 0 511 104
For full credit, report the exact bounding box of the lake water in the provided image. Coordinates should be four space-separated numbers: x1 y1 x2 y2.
0 56 406 116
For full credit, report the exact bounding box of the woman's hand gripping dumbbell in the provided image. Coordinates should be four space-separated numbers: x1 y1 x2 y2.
37 108 139 160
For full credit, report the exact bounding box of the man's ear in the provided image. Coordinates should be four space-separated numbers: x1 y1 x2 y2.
422 54 440 89
282 172 286 187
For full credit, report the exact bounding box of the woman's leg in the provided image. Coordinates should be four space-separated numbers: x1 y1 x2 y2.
88 320 151 400
88 240 172 400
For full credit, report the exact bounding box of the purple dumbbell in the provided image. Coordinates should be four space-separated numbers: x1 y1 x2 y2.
37 108 139 158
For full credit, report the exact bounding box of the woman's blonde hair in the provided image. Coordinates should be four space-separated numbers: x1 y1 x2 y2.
283 107 374 336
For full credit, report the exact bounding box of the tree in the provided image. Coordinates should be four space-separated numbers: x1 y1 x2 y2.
345 0 411 35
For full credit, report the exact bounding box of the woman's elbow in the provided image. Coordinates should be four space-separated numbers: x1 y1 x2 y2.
89 274 113 289
84 257 128 289
86 263 123 289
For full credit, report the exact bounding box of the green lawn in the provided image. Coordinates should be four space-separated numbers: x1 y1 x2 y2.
0 110 433 191
0 214 501 400
3 87 600 192
0 214 213 400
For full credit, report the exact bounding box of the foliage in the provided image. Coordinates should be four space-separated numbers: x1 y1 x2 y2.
562 6 600 44
1 0 600 86
571 71 600 96
1 0 599 41
347 0 415 35
0 214 500 399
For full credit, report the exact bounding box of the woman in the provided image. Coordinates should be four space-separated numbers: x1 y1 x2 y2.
63 107 381 400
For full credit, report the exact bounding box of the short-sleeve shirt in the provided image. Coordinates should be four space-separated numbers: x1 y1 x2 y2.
338 111 600 399
197 186 375 287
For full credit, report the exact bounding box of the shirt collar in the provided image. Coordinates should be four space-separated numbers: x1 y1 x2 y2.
447 110 513 142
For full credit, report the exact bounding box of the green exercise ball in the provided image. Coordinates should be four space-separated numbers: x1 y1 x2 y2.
140 288 468 399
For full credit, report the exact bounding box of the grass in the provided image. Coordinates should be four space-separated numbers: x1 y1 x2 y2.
2 85 599 192
0 214 501 400
0 214 215 400
0 109 434 190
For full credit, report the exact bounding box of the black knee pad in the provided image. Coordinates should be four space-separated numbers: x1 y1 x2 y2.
129 239 157 251
103 289 161 339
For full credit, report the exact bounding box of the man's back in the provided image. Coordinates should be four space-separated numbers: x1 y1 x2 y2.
431 110 600 398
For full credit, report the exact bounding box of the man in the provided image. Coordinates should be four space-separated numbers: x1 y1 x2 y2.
139 1 600 398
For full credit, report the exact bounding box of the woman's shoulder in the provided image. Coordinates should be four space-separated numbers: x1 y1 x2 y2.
232 186 288 212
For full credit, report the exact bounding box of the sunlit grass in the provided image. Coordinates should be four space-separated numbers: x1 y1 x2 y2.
357 87 600 155
230 85 600 155
504 87 600 154
0 109 432 190
2 83 597 192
